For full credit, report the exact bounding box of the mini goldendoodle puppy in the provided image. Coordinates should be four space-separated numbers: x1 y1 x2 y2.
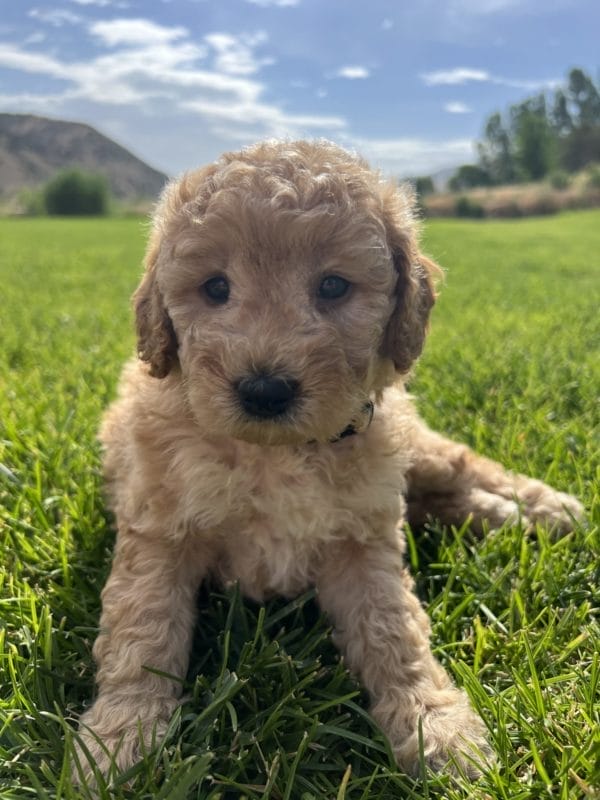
76 140 582 783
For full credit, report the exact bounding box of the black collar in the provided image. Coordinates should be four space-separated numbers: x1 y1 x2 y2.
329 400 374 443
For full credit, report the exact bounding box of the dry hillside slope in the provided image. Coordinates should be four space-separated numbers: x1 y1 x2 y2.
0 114 168 201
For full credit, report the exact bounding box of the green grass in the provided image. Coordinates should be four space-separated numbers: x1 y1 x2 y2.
1 212 599 799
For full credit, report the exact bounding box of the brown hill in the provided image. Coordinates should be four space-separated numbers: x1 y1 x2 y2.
0 113 168 201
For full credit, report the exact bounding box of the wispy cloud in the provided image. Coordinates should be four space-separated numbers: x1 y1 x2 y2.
444 101 472 113
28 8 83 27
205 31 274 75
91 18 189 46
0 44 72 81
336 66 370 80
245 0 300 6
422 67 560 90
69 0 127 6
421 68 489 86
0 18 344 140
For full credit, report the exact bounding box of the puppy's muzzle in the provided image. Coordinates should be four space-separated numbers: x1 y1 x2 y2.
236 373 299 419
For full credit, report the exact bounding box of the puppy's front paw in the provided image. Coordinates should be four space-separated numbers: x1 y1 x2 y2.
418 704 494 779
73 695 176 787
376 690 494 780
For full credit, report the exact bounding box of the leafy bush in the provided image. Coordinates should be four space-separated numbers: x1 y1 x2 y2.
43 169 110 216
586 164 600 190
455 196 485 218
549 170 571 190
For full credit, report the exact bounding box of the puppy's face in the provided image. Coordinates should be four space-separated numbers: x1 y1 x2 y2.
135 141 437 445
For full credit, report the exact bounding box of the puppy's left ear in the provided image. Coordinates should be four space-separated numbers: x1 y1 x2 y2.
380 185 441 373
133 229 179 379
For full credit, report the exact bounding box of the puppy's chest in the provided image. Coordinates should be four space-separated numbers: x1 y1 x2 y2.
217 446 356 539
210 446 371 598
185 439 401 594
173 431 406 596
182 432 401 542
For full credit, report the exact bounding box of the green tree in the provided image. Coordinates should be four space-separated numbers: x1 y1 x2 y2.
43 170 110 216
551 89 573 136
413 176 434 196
561 125 600 171
477 112 516 184
449 164 492 191
566 68 600 126
511 98 555 180
558 69 600 170
475 68 600 183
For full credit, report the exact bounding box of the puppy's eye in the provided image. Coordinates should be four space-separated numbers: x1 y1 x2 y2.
202 276 230 304
318 275 351 300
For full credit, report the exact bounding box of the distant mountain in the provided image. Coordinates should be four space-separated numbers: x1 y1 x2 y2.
0 114 168 201
429 166 458 192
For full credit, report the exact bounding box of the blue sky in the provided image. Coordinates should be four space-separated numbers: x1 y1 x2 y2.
0 0 598 178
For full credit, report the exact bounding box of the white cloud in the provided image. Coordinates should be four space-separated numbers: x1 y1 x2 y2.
336 66 370 80
245 0 300 6
28 8 82 27
0 44 72 80
381 18 394 30
0 21 344 142
69 0 127 6
421 68 489 86
444 101 472 113
205 31 274 76
499 76 562 90
422 66 560 90
90 18 188 46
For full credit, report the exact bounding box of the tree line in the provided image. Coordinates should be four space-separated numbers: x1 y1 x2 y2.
448 67 600 191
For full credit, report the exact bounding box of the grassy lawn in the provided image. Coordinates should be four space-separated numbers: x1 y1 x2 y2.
0 212 598 799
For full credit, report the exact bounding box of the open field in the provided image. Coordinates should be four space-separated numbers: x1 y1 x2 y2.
1 213 598 799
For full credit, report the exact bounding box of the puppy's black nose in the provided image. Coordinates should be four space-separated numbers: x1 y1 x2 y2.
236 374 299 419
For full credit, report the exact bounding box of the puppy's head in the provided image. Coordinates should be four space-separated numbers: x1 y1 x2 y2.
134 140 438 444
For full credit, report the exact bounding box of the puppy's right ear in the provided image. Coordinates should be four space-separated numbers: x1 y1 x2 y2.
133 164 222 377
133 230 178 379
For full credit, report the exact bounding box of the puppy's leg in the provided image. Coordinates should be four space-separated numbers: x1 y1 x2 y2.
75 531 206 784
406 422 583 534
317 536 492 777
